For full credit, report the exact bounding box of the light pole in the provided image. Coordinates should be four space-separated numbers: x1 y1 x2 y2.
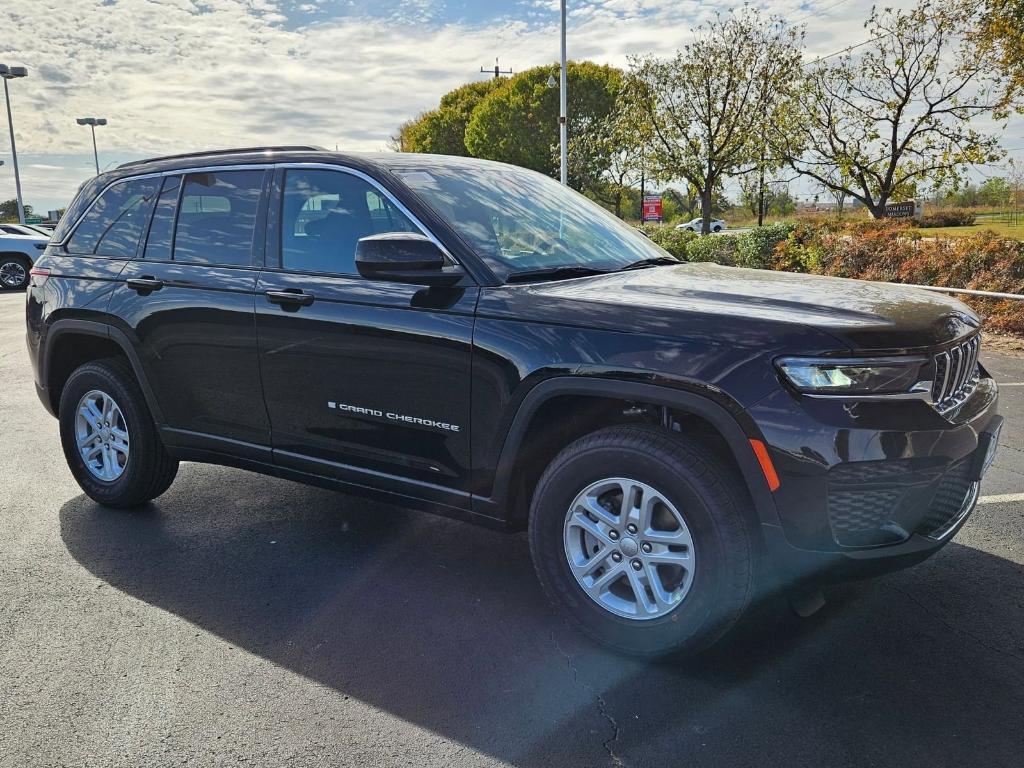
559 0 568 185
0 64 28 225
77 117 107 175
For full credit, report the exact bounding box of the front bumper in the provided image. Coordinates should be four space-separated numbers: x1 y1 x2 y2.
748 373 1000 585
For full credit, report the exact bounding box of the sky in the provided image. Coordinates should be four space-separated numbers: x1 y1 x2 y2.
1 0 1021 213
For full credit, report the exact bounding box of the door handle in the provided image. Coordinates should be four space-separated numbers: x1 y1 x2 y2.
265 289 315 308
126 277 164 294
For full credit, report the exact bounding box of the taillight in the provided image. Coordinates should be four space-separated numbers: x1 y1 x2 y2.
29 266 51 286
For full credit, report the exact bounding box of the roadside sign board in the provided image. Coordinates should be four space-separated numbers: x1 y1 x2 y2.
25 216 44 224
642 194 663 223
884 200 918 219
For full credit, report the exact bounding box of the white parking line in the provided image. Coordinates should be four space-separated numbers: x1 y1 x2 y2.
996 382 1024 387
977 492 1024 505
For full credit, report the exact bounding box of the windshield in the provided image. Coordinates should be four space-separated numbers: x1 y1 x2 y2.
392 163 672 281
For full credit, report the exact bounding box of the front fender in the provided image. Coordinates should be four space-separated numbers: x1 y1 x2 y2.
473 375 781 528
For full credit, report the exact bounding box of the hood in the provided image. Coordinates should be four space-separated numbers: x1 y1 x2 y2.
497 263 980 352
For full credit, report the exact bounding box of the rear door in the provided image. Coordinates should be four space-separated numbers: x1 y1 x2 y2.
108 167 272 456
255 165 477 508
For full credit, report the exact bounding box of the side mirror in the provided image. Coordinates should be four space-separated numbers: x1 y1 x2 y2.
355 232 464 287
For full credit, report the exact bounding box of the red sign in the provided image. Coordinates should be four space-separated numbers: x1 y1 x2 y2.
642 194 663 222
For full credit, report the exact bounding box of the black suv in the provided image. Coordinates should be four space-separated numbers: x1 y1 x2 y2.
26 147 1002 656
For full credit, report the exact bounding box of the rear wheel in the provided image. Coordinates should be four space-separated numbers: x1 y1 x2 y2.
0 255 29 290
529 425 754 656
59 358 178 508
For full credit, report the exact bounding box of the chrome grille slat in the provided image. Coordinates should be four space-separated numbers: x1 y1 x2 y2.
933 352 951 403
951 345 964 399
932 334 982 415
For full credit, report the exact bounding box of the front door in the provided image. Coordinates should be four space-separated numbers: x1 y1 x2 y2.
255 166 477 508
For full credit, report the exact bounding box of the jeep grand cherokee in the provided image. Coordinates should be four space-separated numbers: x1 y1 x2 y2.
25 147 1002 656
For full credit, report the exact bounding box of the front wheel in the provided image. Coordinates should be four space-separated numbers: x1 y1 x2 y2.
528 425 754 656
59 358 179 508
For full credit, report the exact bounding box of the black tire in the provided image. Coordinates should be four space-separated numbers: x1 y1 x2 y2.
0 254 30 290
528 425 754 657
712 225 722 233
59 357 179 508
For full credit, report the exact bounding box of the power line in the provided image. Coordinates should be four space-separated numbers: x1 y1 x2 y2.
792 0 853 26
813 33 888 62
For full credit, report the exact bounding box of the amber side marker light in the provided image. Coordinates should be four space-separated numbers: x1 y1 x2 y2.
749 438 780 492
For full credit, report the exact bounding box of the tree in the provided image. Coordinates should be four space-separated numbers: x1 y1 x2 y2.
782 1 1007 218
980 176 1013 207
568 91 648 217
739 174 795 218
972 1 1024 108
0 199 31 221
623 9 804 233
464 61 623 184
390 79 502 155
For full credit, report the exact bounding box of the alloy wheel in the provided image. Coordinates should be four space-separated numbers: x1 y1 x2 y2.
0 261 26 288
563 477 696 620
75 389 130 481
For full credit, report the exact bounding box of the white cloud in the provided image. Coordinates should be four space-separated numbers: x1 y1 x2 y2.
0 0 1018 209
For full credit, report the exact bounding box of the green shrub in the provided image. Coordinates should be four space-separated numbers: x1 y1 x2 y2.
639 224 695 260
917 209 976 227
685 233 739 265
734 223 795 269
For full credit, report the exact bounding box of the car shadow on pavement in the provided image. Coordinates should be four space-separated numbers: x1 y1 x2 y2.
59 464 1024 768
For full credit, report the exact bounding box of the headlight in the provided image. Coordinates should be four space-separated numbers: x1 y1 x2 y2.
776 357 931 396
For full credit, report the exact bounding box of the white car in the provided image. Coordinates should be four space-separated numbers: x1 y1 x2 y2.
676 217 726 233
0 222 51 237
0 233 47 290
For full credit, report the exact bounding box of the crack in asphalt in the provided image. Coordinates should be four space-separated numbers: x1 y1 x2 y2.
889 585 1024 665
550 629 624 767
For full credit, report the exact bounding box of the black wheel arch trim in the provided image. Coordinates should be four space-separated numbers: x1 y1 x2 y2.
475 376 781 528
41 318 165 424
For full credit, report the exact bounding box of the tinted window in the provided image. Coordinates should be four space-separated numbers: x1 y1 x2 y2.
142 176 181 261
173 170 264 266
281 169 418 275
67 177 160 257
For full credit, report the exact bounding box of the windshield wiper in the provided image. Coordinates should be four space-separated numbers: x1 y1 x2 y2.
617 256 681 271
506 265 611 283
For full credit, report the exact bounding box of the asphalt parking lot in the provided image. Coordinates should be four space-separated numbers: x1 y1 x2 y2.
1 289 1022 768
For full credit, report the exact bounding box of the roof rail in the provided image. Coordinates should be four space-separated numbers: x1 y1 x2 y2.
117 145 326 169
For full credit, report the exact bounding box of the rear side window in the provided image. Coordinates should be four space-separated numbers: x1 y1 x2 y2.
172 171 264 266
67 177 160 257
142 176 181 261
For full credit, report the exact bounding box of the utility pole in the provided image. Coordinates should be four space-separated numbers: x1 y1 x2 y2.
559 0 568 185
480 58 512 80
757 164 766 228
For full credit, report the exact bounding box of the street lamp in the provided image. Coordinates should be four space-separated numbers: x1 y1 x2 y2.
77 117 108 175
0 64 28 225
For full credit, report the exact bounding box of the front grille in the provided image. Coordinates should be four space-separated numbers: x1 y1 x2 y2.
932 335 981 414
